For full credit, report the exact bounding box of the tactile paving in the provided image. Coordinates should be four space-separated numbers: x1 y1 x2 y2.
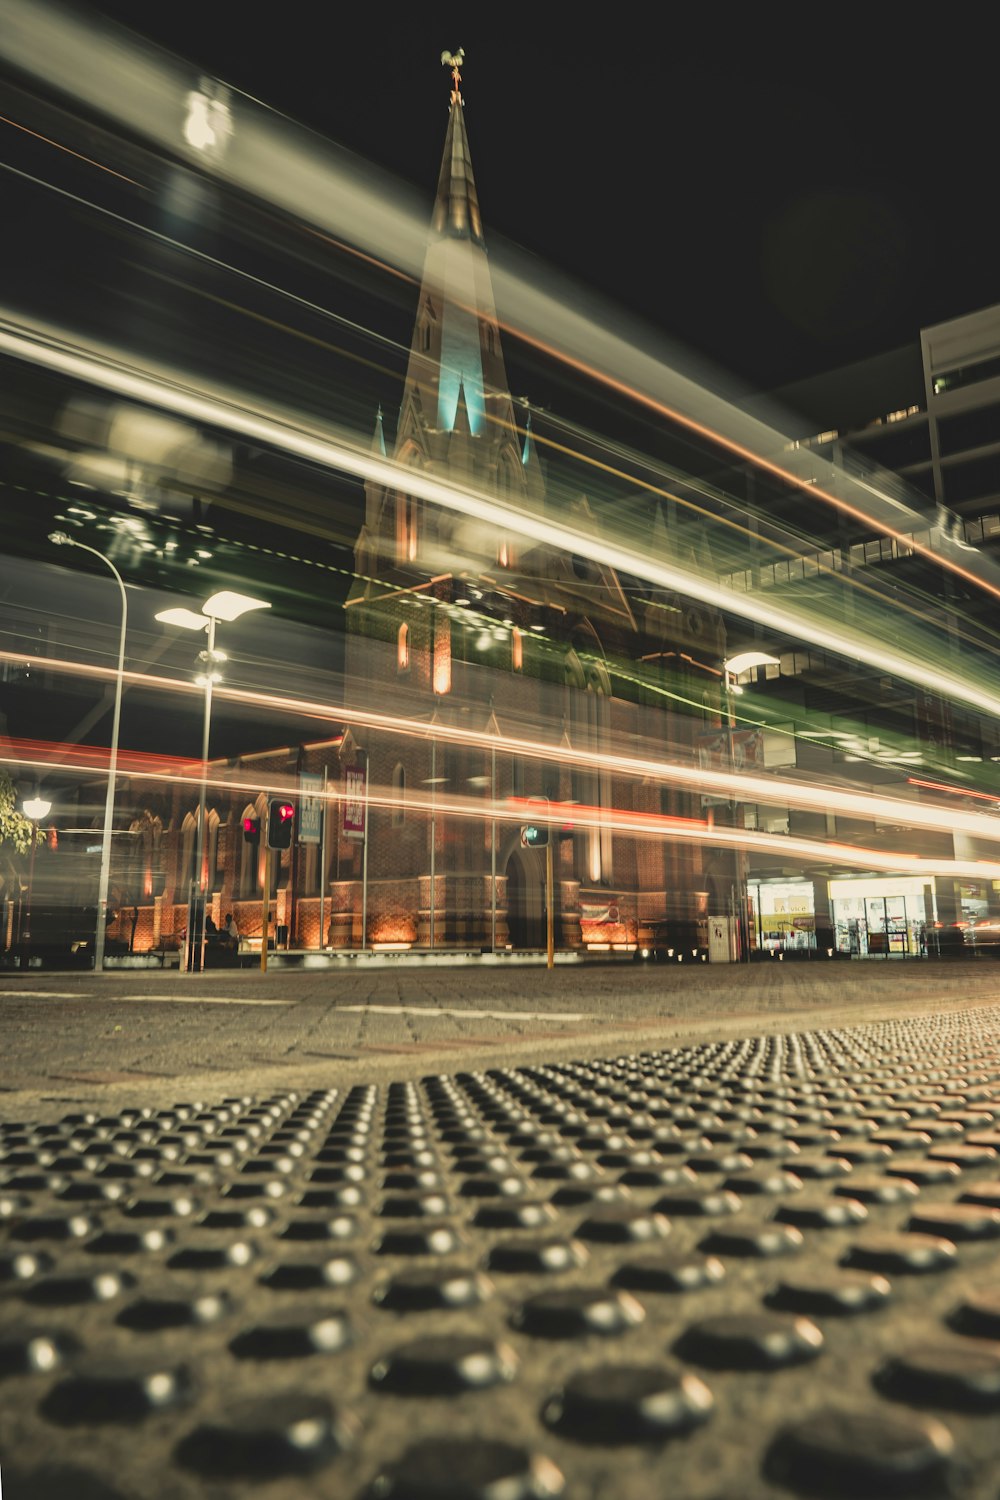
5 1014 1000 1496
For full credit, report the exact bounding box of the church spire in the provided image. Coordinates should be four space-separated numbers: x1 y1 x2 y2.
352 48 544 590
433 49 483 246
371 404 386 457
395 50 512 445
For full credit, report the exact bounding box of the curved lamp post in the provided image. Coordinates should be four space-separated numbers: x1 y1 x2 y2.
49 532 127 971
156 591 270 972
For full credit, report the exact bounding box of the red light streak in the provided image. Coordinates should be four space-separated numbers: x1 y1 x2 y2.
0 113 140 186
5 649 1000 845
907 776 1000 804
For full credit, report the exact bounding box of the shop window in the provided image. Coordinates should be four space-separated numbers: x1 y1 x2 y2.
763 725 797 768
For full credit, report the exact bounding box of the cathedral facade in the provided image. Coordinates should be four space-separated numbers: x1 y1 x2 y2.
338 69 726 955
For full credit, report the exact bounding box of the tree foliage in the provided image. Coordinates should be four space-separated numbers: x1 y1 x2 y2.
1 770 38 855
0 770 40 888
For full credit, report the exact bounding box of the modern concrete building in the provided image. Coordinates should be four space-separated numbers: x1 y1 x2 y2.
718 305 1000 956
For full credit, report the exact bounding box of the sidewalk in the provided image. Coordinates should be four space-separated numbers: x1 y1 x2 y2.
3 958 1000 1115
3 960 1000 1500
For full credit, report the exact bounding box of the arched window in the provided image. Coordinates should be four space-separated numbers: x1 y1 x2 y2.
433 617 451 695
397 622 410 671
206 808 221 890
511 627 523 672
391 763 406 826
566 647 613 885
586 661 614 884
395 493 417 562
496 455 518 568
130 812 163 897
179 811 198 891
239 798 266 898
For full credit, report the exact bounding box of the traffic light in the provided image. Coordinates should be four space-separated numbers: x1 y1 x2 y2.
520 822 548 848
267 798 295 850
242 815 260 845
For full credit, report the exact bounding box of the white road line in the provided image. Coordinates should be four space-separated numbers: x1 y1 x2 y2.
338 1005 592 1020
121 996 292 1006
0 991 290 1007
0 990 81 999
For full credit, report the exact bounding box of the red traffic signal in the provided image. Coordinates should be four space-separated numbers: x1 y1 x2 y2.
242 815 260 845
267 798 295 850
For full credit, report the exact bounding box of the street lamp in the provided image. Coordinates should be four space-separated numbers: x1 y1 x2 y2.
20 796 51 956
49 532 127 972
722 651 779 961
156 591 270 972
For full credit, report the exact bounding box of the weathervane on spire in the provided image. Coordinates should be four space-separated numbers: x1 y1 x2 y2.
441 47 465 104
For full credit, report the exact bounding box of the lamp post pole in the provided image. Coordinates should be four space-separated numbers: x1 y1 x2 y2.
722 666 745 962
188 612 219 974
20 798 51 959
49 534 127 972
156 592 270 973
721 651 780 964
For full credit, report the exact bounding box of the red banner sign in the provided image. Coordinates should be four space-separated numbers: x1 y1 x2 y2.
342 764 367 838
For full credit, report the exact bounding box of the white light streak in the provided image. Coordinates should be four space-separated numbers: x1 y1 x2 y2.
6 0 1000 611
5 314 1000 728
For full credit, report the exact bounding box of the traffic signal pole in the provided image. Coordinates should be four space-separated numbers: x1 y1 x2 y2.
546 840 554 970
520 801 554 969
261 846 270 972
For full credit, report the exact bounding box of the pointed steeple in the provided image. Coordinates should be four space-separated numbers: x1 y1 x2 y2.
431 86 485 247
372 404 387 457
520 406 545 505
521 409 535 466
452 380 472 436
448 377 474 477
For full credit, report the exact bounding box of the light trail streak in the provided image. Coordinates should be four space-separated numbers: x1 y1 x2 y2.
0 112 140 185
10 731 999 880
9 151 994 667
6 651 1000 845
12 105 974 661
4 313 1000 728
7 0 1000 613
907 777 1000 804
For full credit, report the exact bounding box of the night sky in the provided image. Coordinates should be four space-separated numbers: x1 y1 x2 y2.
65 7 1000 396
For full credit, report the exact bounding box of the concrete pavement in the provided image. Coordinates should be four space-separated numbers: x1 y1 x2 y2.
4 958 1000 1499
3 957 1000 1115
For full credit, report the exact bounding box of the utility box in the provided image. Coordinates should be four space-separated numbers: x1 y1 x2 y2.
708 915 737 963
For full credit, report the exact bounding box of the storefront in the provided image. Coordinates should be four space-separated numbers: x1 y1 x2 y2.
749 880 816 954
828 875 934 957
